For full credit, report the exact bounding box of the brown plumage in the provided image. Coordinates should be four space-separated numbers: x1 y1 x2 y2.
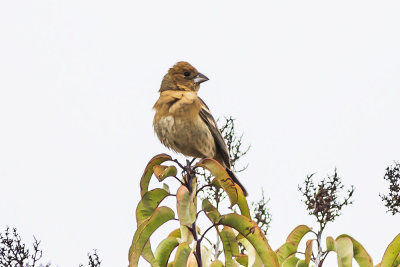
153 61 248 196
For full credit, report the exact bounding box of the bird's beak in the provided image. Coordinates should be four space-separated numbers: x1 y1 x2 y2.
193 73 209 84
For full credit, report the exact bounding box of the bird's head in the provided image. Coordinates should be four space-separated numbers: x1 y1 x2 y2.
159 61 209 92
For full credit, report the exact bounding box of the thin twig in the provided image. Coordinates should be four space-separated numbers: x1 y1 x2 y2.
199 224 217 244
196 184 213 195
172 176 184 185
173 159 185 169
196 210 204 219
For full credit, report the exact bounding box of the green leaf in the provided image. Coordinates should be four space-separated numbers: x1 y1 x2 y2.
296 259 308 267
176 184 196 226
219 213 279 267
202 199 221 224
206 172 250 218
196 158 238 207
394 253 400 267
168 228 181 238
136 188 170 225
239 236 262 266
141 241 160 267
210 259 225 267
207 167 250 218
140 154 172 197
162 183 170 193
202 200 240 265
221 227 240 256
282 255 300 267
153 165 178 182
235 255 248 266
154 237 179 267
276 225 312 263
326 236 337 252
220 226 240 266
236 185 251 218
128 207 175 267
336 236 353 267
337 234 373 267
201 245 213 267
380 233 400 267
173 242 191 267
286 225 312 245
179 225 194 244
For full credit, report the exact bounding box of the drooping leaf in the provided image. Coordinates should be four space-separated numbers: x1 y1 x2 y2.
380 233 400 267
153 165 178 182
154 236 179 267
136 188 170 225
209 171 250 218
219 213 279 267
180 225 194 244
163 183 170 193
173 242 191 267
236 185 251 218
286 225 312 245
202 199 221 224
337 234 373 267
305 239 313 265
202 200 240 265
282 255 300 267
276 225 312 263
187 250 198 267
176 184 196 226
296 259 308 267
276 243 293 263
141 241 159 267
140 154 172 197
201 245 213 267
189 176 198 215
336 236 353 267
168 228 181 238
210 259 225 267
235 255 248 266
177 221 199 245
394 253 400 267
196 158 238 207
220 227 240 266
129 207 175 267
239 236 262 267
221 227 240 256
326 236 337 252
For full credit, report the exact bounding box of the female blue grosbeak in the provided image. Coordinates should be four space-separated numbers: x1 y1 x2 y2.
153 61 248 196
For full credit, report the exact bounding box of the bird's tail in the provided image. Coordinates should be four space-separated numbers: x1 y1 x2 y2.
226 168 248 197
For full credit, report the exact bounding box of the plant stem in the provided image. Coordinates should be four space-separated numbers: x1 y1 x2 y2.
185 161 202 267
315 223 325 267
192 221 202 267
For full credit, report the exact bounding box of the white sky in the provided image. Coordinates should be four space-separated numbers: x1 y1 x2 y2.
1 1 399 266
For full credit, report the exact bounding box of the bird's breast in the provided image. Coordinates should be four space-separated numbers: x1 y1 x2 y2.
153 115 175 147
153 113 216 159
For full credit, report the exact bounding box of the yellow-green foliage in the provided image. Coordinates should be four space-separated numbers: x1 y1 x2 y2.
129 154 400 267
129 154 277 267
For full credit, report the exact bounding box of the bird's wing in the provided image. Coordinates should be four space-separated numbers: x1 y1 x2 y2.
198 97 231 168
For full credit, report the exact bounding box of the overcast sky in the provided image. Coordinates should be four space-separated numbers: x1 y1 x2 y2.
1 1 399 266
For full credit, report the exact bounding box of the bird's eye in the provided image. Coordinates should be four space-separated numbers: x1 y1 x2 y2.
184 71 191 77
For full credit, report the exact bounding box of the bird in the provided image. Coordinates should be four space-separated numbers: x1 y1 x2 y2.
153 61 248 196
